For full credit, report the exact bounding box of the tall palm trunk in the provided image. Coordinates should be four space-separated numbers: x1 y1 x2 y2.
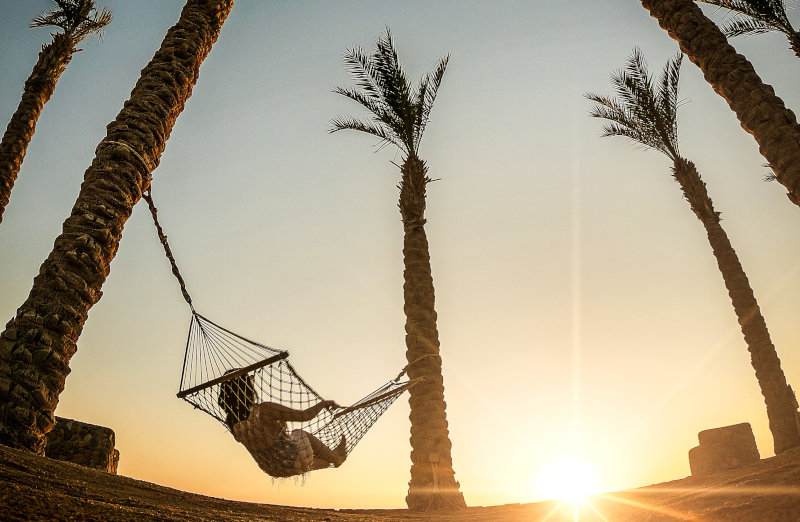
640 0 800 208
0 33 75 224
0 0 233 454
399 155 466 511
673 157 800 453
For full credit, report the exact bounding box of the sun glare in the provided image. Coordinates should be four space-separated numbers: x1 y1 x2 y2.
535 455 600 504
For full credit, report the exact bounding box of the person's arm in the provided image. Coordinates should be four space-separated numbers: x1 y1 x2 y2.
256 400 339 423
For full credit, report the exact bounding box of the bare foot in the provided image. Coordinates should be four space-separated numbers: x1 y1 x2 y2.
332 436 347 467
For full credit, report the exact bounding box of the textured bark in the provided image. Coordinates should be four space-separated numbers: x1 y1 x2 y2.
0 0 233 454
0 33 75 225
399 155 466 511
641 0 800 207
673 158 800 453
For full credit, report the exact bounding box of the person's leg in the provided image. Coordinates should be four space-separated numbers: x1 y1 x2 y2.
297 430 346 467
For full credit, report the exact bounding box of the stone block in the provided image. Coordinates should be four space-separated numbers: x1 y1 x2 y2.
689 422 759 477
45 416 120 474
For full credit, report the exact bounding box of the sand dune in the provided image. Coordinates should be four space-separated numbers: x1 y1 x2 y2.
2 442 799 520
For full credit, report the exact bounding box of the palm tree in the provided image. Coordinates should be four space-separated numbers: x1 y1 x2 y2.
587 48 800 454
0 0 233 455
0 0 112 225
331 29 466 511
697 0 800 58
639 0 800 209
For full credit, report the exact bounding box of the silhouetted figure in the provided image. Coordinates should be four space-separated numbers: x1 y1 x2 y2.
218 370 346 477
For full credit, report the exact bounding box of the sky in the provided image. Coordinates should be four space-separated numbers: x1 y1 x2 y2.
1 0 800 511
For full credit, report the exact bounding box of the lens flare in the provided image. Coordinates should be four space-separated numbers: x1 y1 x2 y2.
535 455 600 504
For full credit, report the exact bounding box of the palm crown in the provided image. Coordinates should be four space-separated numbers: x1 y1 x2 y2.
31 0 112 43
697 0 796 38
330 28 449 157
586 48 683 162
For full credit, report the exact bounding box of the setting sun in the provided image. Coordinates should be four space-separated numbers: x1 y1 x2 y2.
535 455 601 504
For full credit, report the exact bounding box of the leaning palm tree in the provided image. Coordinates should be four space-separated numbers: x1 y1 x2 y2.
697 0 800 58
0 0 112 225
0 0 233 454
639 0 800 208
587 48 800 454
331 29 466 511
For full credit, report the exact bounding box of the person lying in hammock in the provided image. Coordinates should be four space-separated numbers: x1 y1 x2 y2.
218 370 347 478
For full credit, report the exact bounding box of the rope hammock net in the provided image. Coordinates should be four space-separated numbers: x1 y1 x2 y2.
143 189 416 478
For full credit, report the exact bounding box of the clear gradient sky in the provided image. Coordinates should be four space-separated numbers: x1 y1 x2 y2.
1 0 800 510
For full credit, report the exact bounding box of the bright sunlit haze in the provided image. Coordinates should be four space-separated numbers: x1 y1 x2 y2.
533 455 601 503
1 0 799 511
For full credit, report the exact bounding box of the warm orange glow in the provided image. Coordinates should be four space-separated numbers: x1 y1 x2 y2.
534 455 600 504
598 492 701 520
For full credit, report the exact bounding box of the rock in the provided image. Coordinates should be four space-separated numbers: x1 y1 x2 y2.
689 422 759 477
44 416 120 474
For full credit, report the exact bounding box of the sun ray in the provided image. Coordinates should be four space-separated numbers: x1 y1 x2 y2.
598 492 701 520
541 501 567 522
535 454 601 505
446 363 532 450
571 134 582 452
630 485 800 497
584 497 612 521
611 249 800 455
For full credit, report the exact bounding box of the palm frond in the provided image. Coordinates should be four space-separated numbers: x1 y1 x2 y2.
342 46 386 98
31 11 67 29
599 122 656 149
373 29 415 149
612 51 664 146
700 0 789 21
657 53 683 152
416 54 450 147
332 86 407 144
739 0 791 27
698 0 794 36
586 94 636 130
74 7 111 41
329 116 401 150
333 86 390 124
332 28 449 157
586 48 683 160
30 0 111 42
697 0 734 6
722 16 777 36
412 80 428 149
587 94 664 153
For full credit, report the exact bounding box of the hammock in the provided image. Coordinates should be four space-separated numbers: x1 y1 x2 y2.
142 189 416 477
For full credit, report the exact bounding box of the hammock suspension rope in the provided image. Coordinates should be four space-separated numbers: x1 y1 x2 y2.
142 188 417 478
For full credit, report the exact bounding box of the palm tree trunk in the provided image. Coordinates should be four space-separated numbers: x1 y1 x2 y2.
673 157 800 454
399 155 466 511
640 0 800 208
0 34 74 225
0 0 233 454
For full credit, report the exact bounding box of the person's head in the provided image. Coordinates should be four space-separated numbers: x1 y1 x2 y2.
218 369 256 430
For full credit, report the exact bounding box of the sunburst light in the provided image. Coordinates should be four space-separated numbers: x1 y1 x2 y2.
535 455 600 504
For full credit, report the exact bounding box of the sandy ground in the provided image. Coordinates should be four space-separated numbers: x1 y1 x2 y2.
2 443 800 521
